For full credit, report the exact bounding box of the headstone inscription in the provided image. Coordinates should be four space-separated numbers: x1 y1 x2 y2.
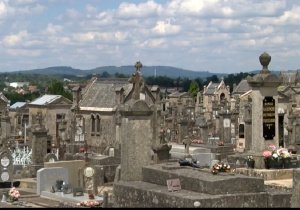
166 178 181 192
263 96 275 140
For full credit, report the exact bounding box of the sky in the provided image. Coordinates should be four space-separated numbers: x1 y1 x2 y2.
0 0 300 74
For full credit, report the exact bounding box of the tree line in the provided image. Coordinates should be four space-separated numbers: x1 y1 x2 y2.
0 71 254 105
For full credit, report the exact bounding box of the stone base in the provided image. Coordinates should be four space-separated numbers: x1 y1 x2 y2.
41 191 103 204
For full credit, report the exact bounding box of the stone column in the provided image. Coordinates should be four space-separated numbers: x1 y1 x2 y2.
0 113 11 144
295 118 300 145
119 100 154 181
291 169 300 207
199 124 208 144
247 52 281 154
219 111 232 144
31 127 48 173
286 114 294 146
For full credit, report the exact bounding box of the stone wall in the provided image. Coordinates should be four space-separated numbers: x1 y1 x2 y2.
82 114 117 154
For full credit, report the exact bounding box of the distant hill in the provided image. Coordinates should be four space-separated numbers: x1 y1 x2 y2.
5 65 226 79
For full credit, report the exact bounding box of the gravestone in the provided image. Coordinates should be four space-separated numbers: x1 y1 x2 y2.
247 52 281 154
0 151 13 184
83 166 96 195
44 160 85 189
118 62 155 181
37 167 68 195
219 110 232 144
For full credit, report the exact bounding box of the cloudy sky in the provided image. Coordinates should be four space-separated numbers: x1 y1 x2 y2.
0 0 299 73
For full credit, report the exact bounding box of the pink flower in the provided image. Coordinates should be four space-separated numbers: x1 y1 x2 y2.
267 144 277 151
262 150 272 158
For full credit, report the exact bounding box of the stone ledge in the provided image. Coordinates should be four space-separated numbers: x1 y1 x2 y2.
235 168 293 180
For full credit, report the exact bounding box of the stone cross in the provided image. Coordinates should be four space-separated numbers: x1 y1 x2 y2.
183 135 191 155
128 61 144 100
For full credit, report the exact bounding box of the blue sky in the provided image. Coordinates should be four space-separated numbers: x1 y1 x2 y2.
0 0 300 73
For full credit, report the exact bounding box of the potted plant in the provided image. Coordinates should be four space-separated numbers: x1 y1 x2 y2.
7 187 20 202
262 150 272 169
279 148 292 168
246 156 255 169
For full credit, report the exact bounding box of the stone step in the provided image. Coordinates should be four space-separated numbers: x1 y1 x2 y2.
142 163 265 195
17 178 37 190
113 180 272 208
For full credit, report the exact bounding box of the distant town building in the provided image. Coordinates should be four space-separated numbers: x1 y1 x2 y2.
202 79 230 113
9 82 30 88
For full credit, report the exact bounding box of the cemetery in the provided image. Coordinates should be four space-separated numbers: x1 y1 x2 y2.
1 54 300 208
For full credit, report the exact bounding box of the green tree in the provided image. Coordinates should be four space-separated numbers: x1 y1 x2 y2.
188 80 199 100
47 79 72 100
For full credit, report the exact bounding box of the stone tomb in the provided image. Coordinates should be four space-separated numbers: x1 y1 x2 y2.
44 160 85 189
37 166 103 205
37 167 69 195
113 162 291 208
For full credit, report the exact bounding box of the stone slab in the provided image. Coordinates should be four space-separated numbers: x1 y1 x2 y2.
37 167 68 195
142 163 265 195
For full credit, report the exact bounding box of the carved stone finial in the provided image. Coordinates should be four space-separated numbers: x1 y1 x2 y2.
134 61 143 72
259 52 271 74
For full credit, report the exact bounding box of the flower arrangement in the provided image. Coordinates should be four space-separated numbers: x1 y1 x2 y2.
8 187 20 202
211 162 231 174
217 141 224 146
262 144 292 169
191 139 203 144
262 144 291 160
77 200 102 207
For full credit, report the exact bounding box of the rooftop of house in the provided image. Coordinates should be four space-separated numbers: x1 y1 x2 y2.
29 94 72 106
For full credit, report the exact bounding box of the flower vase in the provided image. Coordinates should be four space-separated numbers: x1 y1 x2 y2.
283 158 291 169
7 197 17 203
274 159 283 169
247 160 255 169
264 158 271 169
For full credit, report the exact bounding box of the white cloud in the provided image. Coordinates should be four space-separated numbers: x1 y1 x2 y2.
117 0 162 18
140 38 165 48
6 48 41 57
0 1 8 18
275 6 300 25
152 20 180 35
45 23 62 35
3 30 28 46
211 19 240 30
1 0 300 73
